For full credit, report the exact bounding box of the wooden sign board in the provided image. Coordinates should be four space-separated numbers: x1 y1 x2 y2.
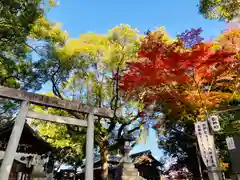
228 136 240 174
195 121 218 167
0 86 113 118
226 137 236 150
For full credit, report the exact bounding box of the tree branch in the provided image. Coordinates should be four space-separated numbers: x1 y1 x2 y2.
0 75 20 85
128 126 140 134
171 126 196 140
117 124 127 139
24 42 42 57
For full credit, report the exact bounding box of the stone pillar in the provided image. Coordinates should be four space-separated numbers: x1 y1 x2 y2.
85 109 95 180
0 101 29 180
208 167 222 180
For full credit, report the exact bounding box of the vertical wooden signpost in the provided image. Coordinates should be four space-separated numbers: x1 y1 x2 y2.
194 114 222 180
0 86 113 180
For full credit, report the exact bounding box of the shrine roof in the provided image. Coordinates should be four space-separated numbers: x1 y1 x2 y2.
0 120 55 155
81 149 162 169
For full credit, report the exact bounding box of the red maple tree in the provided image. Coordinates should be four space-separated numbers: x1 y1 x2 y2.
120 28 238 122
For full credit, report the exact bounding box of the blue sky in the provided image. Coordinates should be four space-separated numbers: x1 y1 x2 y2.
44 0 227 160
46 0 226 38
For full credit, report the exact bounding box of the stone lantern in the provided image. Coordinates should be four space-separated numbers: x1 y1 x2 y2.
117 127 144 180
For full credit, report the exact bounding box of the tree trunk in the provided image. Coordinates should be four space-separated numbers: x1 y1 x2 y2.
100 140 109 180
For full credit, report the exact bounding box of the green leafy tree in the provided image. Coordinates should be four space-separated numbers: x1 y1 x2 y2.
62 24 143 180
0 0 68 120
0 0 67 89
199 0 240 21
0 0 41 54
33 24 150 180
0 0 41 89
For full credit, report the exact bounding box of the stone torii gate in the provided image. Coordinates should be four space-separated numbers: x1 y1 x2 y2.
0 86 113 180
